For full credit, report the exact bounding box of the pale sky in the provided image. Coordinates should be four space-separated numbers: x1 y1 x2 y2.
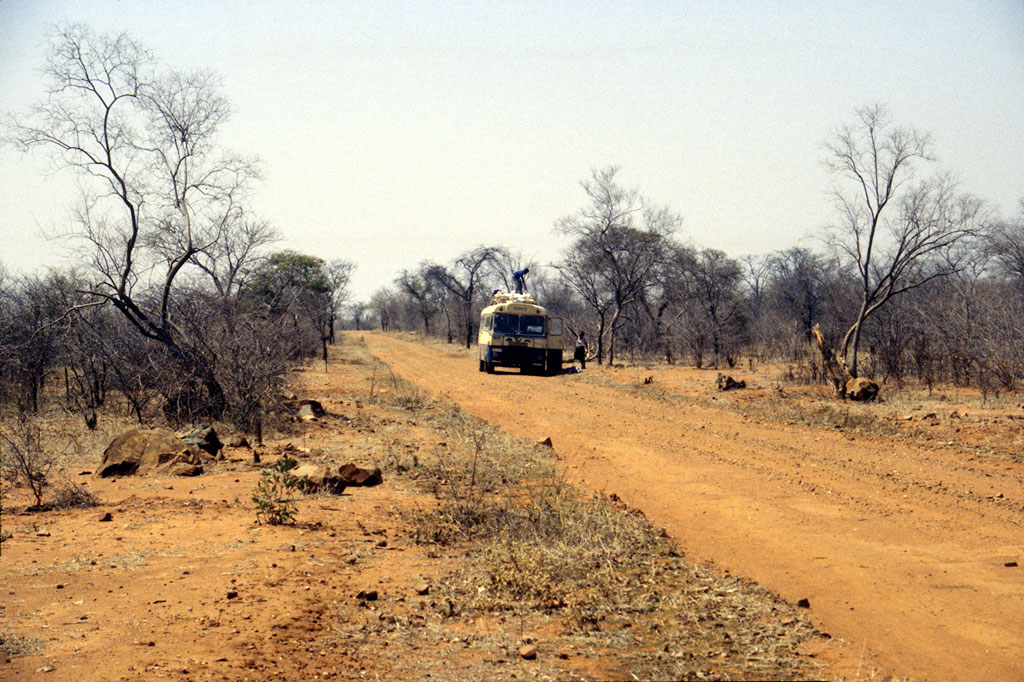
2 1 1022 301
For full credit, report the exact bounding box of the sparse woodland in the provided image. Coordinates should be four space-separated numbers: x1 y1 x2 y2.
2 24 1023 449
370 160 1023 397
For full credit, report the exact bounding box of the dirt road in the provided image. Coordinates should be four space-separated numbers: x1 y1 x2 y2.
365 333 1024 682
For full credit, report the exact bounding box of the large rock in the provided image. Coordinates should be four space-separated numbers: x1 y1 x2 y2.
291 463 347 494
97 429 208 477
287 462 384 494
339 463 383 487
176 424 223 458
284 399 326 420
715 373 746 391
846 377 879 402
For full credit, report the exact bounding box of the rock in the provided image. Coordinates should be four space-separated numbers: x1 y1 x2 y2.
356 589 378 602
715 374 746 391
536 437 553 448
167 463 204 477
414 582 430 595
96 429 210 477
797 598 811 608
845 377 879 402
285 399 326 419
98 512 113 523
291 464 347 495
176 424 223 458
1005 561 1018 567
338 463 383 487
228 435 250 448
518 645 538 660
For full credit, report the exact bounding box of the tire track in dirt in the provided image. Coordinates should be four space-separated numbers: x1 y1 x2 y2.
363 333 1024 682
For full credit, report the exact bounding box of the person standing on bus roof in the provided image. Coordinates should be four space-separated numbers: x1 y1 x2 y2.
512 268 529 294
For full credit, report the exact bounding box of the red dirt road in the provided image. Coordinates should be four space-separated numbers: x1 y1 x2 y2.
364 333 1024 682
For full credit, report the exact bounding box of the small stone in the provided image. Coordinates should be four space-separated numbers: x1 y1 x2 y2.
414 582 430 596
36 666 55 673
98 512 113 522
356 589 378 602
536 437 553 448
797 598 811 608
518 645 538 660
1005 561 1018 568
226 590 238 599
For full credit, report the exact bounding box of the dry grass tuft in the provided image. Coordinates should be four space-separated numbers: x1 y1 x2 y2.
0 625 44 657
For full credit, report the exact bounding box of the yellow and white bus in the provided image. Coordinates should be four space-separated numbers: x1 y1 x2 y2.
477 292 564 375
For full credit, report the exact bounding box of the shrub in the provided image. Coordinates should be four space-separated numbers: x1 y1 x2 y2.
252 456 301 525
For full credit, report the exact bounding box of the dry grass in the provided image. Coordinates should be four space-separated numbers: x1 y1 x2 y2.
0 625 43 658
393 386 827 680
585 368 1024 461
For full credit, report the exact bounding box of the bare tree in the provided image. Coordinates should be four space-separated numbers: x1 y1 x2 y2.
555 167 678 365
369 288 398 332
9 24 259 416
395 266 440 334
987 199 1024 290
188 212 278 297
824 105 982 380
686 249 746 368
424 246 503 348
0 274 67 413
768 248 830 343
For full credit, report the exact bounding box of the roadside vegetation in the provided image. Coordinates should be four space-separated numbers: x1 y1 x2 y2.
321 339 832 680
402 405 825 680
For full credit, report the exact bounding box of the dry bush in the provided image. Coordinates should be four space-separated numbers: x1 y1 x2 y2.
0 410 108 511
0 413 57 508
0 625 43 658
49 471 99 510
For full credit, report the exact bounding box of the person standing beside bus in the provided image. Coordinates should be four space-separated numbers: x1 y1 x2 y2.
574 330 587 369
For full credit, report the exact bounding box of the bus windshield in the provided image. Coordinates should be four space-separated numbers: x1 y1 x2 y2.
492 313 545 337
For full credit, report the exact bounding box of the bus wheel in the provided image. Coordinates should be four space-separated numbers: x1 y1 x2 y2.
485 361 495 374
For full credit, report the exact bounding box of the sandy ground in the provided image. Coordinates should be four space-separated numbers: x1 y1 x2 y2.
363 332 1024 682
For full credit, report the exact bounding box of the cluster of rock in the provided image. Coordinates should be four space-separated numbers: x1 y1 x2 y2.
96 426 223 477
95 422 383 496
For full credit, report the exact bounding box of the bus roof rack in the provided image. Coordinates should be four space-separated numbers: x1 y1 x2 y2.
489 291 538 305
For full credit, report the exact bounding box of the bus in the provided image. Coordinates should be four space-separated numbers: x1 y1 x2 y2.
477 292 564 375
